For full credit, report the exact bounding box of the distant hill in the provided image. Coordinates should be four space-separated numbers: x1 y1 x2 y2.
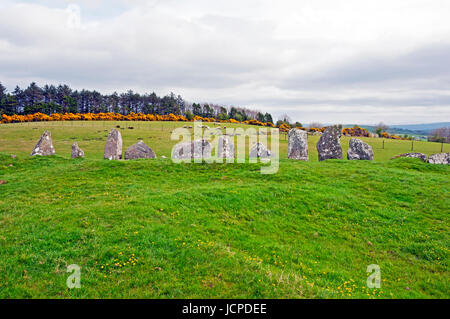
344 122 450 137
389 122 450 133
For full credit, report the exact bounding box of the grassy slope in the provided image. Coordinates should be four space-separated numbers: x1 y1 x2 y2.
0 121 449 298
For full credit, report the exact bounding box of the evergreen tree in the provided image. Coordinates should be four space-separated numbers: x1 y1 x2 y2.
0 82 6 115
12 86 24 114
264 112 273 124
192 103 202 116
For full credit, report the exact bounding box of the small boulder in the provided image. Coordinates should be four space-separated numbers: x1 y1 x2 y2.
391 152 427 162
0 180 6 185
125 141 156 160
428 153 450 165
316 125 343 161
71 142 85 158
31 131 55 156
347 138 373 160
172 139 212 160
217 136 235 159
287 128 308 161
104 129 122 160
249 142 272 158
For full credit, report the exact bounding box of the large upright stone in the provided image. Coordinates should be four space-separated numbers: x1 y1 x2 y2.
71 142 85 158
104 129 122 160
316 125 343 161
249 142 272 158
31 131 55 156
217 136 235 159
391 152 427 162
287 128 308 160
125 141 156 160
172 139 212 160
428 153 450 165
347 138 373 160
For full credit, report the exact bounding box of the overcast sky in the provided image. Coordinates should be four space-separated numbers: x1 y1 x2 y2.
1 0 450 124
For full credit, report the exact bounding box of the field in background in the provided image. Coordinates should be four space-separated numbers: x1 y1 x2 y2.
0 121 448 161
0 121 448 299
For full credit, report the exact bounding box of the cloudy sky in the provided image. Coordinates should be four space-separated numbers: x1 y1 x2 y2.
1 0 450 124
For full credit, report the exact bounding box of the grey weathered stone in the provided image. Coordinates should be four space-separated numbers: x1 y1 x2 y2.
124 141 156 160
172 139 212 160
249 142 272 158
316 125 343 161
161 155 167 159
71 142 85 158
217 136 235 159
287 128 308 160
428 153 450 165
104 129 122 160
30 131 55 156
391 152 427 162
347 138 373 160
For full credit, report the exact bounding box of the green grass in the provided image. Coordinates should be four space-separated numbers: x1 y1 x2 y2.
0 121 449 298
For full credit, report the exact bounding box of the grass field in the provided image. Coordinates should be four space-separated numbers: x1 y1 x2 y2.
0 121 449 298
0 121 448 160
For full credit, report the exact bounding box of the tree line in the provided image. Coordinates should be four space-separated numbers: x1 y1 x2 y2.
428 127 450 143
0 82 273 123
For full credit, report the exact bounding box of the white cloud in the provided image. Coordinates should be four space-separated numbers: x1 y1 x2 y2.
0 0 450 124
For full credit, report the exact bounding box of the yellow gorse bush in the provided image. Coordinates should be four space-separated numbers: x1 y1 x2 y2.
1 112 274 127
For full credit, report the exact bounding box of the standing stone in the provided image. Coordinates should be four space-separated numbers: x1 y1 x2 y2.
428 153 450 165
172 142 191 160
71 142 85 158
172 139 212 160
104 129 122 160
217 136 235 159
316 125 343 161
287 128 308 160
391 152 427 162
192 139 212 159
30 131 55 156
347 138 373 160
249 142 272 158
125 141 156 160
